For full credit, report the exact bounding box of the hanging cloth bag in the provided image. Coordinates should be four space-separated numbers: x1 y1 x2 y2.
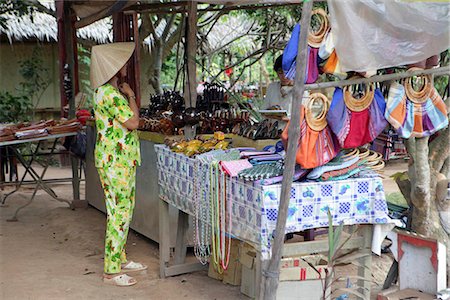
327 84 388 148
385 70 448 138
281 93 340 169
282 8 329 85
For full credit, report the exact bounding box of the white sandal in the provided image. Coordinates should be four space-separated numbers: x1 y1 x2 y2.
103 274 137 286
122 261 148 272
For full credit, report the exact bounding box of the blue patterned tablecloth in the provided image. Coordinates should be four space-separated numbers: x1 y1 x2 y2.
155 145 390 259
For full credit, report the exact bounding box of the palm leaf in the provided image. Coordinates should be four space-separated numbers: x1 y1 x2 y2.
335 250 371 265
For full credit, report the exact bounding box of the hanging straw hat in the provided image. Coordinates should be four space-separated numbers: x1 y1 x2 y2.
90 42 135 90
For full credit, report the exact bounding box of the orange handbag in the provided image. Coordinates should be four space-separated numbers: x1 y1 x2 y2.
281 93 340 169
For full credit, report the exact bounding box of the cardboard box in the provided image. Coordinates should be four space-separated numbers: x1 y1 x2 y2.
208 239 242 286
377 288 434 300
280 255 328 281
277 255 330 300
277 280 324 300
223 239 243 286
240 242 258 298
208 260 224 281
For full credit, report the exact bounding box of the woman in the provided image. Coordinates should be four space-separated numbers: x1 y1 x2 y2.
90 42 146 286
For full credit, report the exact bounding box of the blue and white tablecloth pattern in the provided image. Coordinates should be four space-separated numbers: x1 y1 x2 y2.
155 145 390 259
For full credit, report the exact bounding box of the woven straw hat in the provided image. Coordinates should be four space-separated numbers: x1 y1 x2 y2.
90 42 135 89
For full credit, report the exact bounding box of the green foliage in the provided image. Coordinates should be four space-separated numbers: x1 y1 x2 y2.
435 50 449 96
0 47 49 122
17 47 50 108
386 192 409 208
78 45 94 107
0 91 32 123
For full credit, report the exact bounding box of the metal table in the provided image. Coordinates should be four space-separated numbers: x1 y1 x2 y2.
0 132 81 221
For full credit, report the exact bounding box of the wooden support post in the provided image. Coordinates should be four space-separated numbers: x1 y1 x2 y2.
185 1 198 108
57 0 79 118
113 12 141 107
132 12 141 107
261 2 313 299
159 198 171 278
357 225 373 300
174 210 189 265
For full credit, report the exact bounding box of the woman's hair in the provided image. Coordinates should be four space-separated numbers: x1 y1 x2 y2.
274 55 283 72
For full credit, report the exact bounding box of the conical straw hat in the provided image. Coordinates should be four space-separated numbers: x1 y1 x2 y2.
90 42 135 89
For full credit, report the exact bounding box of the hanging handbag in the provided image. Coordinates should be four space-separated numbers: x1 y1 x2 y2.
385 70 448 138
282 8 329 84
318 31 347 80
327 83 388 148
281 93 340 169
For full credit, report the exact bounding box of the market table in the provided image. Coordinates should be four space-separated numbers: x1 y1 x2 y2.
155 145 391 299
0 132 80 221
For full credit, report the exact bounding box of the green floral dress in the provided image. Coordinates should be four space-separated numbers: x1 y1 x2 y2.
94 83 140 274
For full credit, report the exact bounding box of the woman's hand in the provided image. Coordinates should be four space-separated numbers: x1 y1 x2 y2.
119 83 135 99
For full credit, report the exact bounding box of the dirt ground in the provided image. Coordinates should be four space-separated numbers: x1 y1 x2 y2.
0 160 407 300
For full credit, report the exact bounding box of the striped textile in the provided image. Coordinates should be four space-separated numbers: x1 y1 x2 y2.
295 107 340 169
385 82 448 138
282 23 319 83
327 87 388 148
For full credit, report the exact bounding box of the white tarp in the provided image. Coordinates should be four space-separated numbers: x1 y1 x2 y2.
327 0 450 72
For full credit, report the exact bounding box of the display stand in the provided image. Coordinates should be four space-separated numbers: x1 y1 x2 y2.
0 132 83 221
155 145 388 299
158 195 374 299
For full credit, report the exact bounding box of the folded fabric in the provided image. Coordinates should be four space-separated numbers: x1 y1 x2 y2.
320 162 360 180
248 154 283 161
240 151 274 158
307 154 360 179
258 165 309 185
238 162 283 182
220 159 253 177
385 82 448 138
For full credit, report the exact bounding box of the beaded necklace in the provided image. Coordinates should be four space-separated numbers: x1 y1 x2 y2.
210 161 233 272
193 161 210 265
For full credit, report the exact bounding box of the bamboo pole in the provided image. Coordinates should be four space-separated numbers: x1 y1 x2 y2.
304 66 450 90
261 1 313 299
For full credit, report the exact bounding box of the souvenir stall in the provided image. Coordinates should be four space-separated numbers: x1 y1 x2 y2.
154 2 449 300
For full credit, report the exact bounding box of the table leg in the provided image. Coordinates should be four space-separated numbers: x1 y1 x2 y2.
1 143 40 205
71 155 87 208
174 210 189 265
159 197 171 278
357 225 373 300
7 139 72 220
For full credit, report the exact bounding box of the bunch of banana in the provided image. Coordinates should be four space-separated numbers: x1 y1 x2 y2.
169 134 230 157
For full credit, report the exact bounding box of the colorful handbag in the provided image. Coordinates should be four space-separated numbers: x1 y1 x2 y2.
281 93 340 169
327 84 388 148
282 24 319 84
385 72 448 138
318 31 347 80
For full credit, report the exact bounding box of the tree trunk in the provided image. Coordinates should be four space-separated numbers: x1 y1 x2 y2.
148 39 163 94
402 129 449 243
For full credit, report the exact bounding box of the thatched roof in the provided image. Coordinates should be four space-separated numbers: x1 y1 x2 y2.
0 1 112 44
